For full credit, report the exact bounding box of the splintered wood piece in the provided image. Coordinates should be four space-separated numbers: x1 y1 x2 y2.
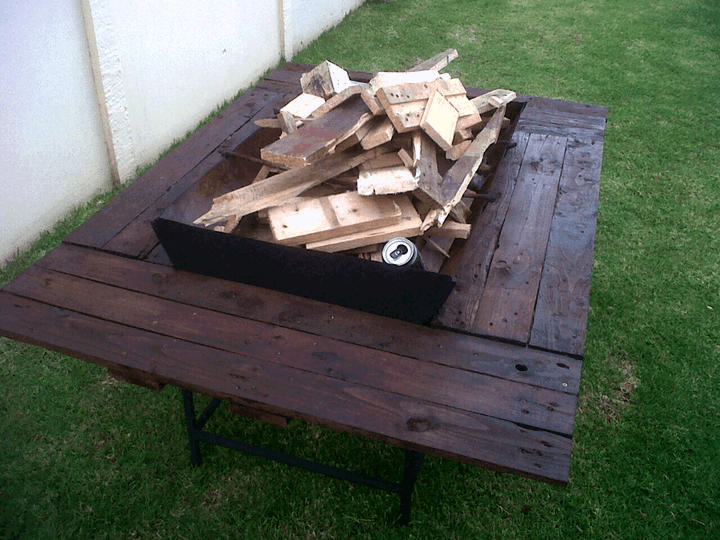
407 48 459 72
360 117 395 149
308 84 366 120
420 235 454 272
260 96 371 168
267 191 403 246
278 110 298 134
300 60 352 99
471 89 517 114
333 117 378 152
219 214 242 233
250 165 272 185
385 100 427 133
377 79 467 135
446 139 473 160
375 78 466 108
414 131 443 204
412 131 422 163
426 220 472 239
195 147 387 226
369 70 440 92
456 112 484 132
446 94 479 118
357 166 418 195
306 194 422 253
280 93 326 119
428 104 506 227
398 147 414 168
420 90 459 151
359 152 405 171
449 199 471 224
454 128 474 143
361 87 386 115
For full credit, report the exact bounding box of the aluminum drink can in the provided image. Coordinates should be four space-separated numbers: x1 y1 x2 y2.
382 238 423 269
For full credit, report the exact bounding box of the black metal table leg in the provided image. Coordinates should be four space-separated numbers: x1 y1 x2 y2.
399 449 425 526
181 389 425 525
182 389 222 467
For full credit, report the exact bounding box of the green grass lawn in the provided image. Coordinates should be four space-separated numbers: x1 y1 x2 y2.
2 0 719 538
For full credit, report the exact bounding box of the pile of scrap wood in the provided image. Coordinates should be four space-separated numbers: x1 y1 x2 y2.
194 50 516 270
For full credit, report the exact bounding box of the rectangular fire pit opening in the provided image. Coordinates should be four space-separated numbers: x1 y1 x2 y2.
154 96 524 325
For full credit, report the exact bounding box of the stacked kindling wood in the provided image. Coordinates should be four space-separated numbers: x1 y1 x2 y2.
194 50 516 270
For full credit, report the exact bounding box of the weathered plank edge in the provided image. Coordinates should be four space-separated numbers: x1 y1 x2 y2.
529 137 605 357
0 292 573 484
471 134 568 343
436 131 530 331
35 242 583 396
4 265 578 434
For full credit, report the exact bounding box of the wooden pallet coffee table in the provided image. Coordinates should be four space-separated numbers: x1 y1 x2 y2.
0 63 607 524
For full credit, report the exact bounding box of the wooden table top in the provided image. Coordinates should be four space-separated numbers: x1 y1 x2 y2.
0 63 607 486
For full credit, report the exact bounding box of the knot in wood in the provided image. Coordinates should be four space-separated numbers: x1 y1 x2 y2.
406 417 432 432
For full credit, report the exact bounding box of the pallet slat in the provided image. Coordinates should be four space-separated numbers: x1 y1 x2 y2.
471 134 568 343
35 243 582 395
530 138 605 356
4 266 577 435
0 291 572 484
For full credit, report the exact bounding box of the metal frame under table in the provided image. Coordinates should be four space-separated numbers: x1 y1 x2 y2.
0 63 607 524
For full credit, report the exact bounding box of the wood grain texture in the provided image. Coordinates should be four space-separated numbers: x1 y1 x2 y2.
196 147 384 226
529 137 605 357
472 134 568 343
407 48 458 72
260 97 371 168
267 191 402 245
305 195 422 252
437 131 531 331
0 291 572 484
4 266 577 435
516 100 608 141
420 90 458 151
34 243 582 395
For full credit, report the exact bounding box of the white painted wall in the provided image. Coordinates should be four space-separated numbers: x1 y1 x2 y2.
111 0 284 167
0 0 365 265
290 0 364 53
0 0 113 264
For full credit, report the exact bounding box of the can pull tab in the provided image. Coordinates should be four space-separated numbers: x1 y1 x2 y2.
389 244 409 261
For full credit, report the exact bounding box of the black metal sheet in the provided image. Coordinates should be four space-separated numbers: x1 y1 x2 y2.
152 218 455 325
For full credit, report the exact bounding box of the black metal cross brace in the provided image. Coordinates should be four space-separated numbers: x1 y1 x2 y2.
181 389 425 525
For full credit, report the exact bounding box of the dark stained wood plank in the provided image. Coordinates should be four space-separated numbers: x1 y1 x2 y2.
472 134 568 343
144 243 171 266
436 131 531 331
5 266 578 434
36 243 582 395
530 138 605 357
0 293 573 484
522 95 608 119
517 105 607 141
108 365 164 391
98 95 289 259
230 403 290 427
255 78 304 94
65 88 281 250
263 62 308 86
